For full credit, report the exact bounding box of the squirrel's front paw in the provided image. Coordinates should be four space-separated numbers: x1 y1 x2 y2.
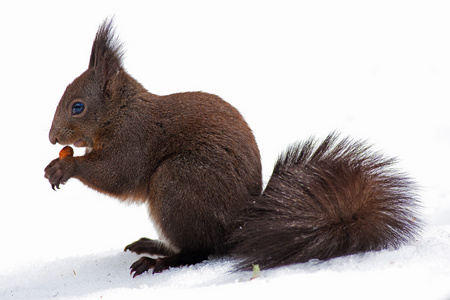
44 158 75 190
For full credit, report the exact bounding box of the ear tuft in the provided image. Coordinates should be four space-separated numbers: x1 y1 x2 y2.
89 18 124 82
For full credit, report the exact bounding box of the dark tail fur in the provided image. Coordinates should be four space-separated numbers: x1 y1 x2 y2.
231 133 421 270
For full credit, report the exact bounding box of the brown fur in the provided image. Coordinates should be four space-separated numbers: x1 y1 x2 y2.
230 134 421 269
44 19 421 276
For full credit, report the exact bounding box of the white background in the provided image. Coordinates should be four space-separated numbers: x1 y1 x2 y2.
1 1 449 299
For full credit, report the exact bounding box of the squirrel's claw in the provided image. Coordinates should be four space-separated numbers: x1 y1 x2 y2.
44 158 73 191
130 257 157 278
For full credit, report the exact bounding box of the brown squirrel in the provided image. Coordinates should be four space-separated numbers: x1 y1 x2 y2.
44 19 421 277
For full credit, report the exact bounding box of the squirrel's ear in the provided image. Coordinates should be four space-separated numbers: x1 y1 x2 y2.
89 18 124 84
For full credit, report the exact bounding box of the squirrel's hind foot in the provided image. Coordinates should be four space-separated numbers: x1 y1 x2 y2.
129 251 209 277
130 257 157 277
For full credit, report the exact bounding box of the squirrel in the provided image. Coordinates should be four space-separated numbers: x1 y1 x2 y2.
44 19 421 277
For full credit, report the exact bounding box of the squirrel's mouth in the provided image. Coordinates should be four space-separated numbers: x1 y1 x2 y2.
73 139 93 154
74 140 88 147
68 139 92 155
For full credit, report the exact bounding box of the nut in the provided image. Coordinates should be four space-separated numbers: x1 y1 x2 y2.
59 146 74 160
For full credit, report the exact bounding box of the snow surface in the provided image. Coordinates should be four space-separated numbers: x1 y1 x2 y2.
1 1 450 299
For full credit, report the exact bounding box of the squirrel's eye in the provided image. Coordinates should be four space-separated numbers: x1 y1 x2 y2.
72 102 85 115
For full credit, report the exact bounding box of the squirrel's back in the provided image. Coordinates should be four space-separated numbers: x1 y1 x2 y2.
143 91 264 254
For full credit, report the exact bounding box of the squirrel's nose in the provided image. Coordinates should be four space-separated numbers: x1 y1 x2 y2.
49 127 59 145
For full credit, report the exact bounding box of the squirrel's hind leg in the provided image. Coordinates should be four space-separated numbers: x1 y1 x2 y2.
152 251 209 274
129 251 209 277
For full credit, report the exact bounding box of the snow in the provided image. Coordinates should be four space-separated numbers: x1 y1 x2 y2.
1 1 450 299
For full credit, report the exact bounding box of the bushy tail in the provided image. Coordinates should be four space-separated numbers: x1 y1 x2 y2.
231 133 421 270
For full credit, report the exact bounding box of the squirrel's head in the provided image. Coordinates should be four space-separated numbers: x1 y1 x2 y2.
49 19 124 150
